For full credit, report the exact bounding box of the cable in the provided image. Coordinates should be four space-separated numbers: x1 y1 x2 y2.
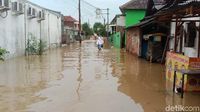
81 1 96 15
81 0 99 9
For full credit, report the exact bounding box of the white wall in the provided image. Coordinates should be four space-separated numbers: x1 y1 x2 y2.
169 22 175 51
0 0 62 58
0 6 25 58
116 16 125 27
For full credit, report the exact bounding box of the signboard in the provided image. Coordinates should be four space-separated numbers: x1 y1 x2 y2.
166 52 200 91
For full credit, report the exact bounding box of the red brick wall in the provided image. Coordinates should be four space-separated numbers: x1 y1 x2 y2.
126 27 140 56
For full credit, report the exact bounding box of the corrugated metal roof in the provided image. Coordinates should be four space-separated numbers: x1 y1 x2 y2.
157 0 200 15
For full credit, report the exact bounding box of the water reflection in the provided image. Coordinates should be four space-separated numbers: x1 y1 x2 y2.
27 41 143 112
76 45 83 101
0 49 63 112
110 49 200 112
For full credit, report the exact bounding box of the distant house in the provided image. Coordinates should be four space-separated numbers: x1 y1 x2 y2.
62 16 79 44
110 14 125 48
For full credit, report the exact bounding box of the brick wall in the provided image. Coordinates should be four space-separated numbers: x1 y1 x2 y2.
126 27 140 56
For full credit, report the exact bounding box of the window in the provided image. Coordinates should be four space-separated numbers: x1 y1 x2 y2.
0 0 9 7
0 0 2 6
19 3 23 12
28 7 31 15
185 22 196 47
12 2 17 11
32 8 36 16
38 11 42 18
4 0 8 7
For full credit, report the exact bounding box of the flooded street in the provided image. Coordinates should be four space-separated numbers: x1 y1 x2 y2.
0 40 200 112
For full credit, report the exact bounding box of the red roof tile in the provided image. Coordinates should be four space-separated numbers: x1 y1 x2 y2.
64 16 78 22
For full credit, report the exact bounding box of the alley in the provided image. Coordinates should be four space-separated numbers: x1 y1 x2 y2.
0 40 200 112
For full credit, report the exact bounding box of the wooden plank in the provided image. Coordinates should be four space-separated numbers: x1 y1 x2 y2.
171 20 200 22
198 24 200 57
174 18 178 52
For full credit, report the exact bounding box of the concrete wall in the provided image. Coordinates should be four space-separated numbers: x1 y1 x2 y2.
0 0 62 58
170 17 200 57
116 16 125 27
113 32 121 48
126 27 140 56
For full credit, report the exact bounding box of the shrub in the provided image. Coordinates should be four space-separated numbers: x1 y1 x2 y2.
0 47 9 61
26 33 47 55
38 39 47 55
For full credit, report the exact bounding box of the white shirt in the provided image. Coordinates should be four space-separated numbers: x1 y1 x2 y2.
96 37 104 45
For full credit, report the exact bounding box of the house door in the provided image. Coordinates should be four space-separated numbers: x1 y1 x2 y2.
141 39 148 58
121 32 125 48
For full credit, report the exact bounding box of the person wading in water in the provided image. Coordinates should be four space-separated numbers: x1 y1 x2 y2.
96 35 104 51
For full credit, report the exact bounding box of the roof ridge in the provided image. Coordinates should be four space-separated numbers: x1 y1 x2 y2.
120 0 148 13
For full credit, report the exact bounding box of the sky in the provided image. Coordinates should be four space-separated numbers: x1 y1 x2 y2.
29 0 129 25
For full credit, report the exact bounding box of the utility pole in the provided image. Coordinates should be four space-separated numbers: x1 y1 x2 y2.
96 8 109 37
78 0 82 44
107 8 109 38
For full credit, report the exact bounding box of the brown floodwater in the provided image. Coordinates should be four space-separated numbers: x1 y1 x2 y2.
0 40 199 112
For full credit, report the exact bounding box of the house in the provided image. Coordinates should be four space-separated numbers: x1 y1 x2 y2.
153 0 200 92
119 0 148 55
125 0 168 62
62 16 79 44
110 14 125 48
0 0 62 58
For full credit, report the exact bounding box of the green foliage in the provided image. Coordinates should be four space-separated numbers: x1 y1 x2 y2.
38 39 47 55
82 23 93 37
26 33 47 55
93 22 106 36
0 47 9 61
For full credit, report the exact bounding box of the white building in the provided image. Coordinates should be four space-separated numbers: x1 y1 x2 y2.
0 0 62 58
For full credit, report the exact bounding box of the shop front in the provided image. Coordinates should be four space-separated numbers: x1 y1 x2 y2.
166 52 200 92
155 1 200 92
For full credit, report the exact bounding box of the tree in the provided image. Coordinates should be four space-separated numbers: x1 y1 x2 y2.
93 22 106 37
82 23 93 37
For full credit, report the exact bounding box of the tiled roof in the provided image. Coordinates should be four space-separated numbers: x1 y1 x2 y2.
120 0 148 11
120 0 166 13
64 16 78 22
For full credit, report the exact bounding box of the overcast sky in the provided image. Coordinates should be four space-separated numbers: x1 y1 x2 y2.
29 0 129 25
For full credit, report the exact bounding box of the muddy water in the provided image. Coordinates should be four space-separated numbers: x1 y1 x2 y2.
0 40 199 112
